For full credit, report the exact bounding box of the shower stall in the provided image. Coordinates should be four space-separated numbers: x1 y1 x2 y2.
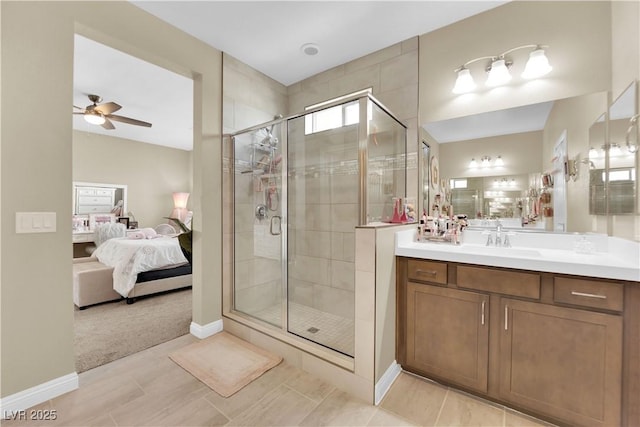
224 93 406 359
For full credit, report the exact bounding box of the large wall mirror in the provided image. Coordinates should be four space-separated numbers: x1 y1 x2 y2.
422 92 621 233
589 82 638 216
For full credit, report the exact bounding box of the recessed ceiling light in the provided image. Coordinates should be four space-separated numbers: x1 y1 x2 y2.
301 43 319 56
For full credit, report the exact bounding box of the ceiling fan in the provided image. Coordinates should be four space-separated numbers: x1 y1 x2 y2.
73 94 152 130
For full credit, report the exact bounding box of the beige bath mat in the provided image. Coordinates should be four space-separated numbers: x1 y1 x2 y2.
169 332 282 397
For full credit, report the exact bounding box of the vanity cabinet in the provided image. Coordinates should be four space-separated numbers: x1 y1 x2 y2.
499 298 622 427
405 282 489 393
397 257 630 427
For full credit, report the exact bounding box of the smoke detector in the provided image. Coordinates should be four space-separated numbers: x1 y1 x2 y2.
301 43 320 56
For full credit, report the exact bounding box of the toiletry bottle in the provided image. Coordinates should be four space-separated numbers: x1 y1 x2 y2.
417 225 422 242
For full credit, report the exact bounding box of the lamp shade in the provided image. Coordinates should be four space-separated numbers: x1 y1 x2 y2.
172 192 190 209
486 59 512 87
522 48 552 79
452 68 476 94
84 111 106 125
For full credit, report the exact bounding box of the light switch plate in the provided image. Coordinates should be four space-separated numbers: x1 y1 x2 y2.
16 212 56 233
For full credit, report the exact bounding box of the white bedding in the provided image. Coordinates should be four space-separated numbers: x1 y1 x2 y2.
93 236 188 297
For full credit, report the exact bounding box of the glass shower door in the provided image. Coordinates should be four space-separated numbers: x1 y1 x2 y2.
232 125 283 327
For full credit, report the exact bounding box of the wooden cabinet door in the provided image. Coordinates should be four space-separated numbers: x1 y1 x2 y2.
406 282 489 393
499 298 622 427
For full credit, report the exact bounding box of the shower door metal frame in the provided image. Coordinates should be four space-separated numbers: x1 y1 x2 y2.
225 92 407 367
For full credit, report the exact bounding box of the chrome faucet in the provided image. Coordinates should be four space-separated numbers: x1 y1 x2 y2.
485 220 512 247
495 220 503 247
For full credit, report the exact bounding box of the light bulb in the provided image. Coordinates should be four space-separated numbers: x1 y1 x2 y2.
494 156 504 166
522 48 552 79
84 111 106 125
469 158 478 168
486 58 512 87
452 68 476 94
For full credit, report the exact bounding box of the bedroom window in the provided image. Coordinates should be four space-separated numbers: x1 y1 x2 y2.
304 88 372 135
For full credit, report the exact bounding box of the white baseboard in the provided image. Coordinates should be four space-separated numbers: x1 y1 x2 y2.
0 372 78 415
190 319 223 339
375 360 402 405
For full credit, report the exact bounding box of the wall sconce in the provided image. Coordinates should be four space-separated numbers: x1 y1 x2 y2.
481 156 491 167
452 44 552 94
566 158 579 182
469 158 478 168
494 155 504 167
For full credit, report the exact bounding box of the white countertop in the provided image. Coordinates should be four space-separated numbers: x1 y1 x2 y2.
396 229 640 282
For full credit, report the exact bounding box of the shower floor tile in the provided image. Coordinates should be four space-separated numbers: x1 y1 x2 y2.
254 302 354 356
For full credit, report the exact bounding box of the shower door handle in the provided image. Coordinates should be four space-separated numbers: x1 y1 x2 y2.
270 215 282 235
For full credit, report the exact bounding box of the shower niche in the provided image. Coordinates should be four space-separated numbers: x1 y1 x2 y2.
227 93 407 358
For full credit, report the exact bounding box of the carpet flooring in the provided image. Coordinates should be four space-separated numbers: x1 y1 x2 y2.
74 288 192 373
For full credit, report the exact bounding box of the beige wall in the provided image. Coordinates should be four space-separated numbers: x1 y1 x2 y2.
439 131 543 180
73 131 192 227
419 1 611 123
1 1 221 398
611 0 640 100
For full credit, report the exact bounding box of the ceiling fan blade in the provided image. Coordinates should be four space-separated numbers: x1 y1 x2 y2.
101 117 116 130
108 114 152 128
73 112 86 115
73 105 84 110
94 102 122 115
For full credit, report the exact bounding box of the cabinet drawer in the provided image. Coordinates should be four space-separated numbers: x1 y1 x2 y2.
554 277 623 312
95 189 114 197
77 205 113 214
78 196 113 205
457 265 540 299
77 188 96 196
408 259 447 284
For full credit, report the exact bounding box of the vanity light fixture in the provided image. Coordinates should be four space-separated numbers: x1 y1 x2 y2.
469 158 478 168
522 47 553 79
452 44 551 94
588 147 599 159
452 67 476 94
494 155 504 167
486 58 512 87
481 156 491 168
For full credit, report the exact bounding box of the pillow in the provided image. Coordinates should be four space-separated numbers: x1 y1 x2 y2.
140 227 158 239
128 231 146 240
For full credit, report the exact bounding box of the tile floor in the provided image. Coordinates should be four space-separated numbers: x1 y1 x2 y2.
254 302 355 356
3 334 553 427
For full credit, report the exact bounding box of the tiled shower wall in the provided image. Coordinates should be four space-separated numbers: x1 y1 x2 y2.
222 53 288 316
287 118 359 322
223 37 419 324
286 37 419 322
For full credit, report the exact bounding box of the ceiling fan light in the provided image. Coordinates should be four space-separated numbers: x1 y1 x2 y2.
84 111 106 125
452 68 476 94
486 58 512 87
522 48 552 79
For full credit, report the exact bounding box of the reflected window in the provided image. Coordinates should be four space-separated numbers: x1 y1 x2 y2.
450 179 468 189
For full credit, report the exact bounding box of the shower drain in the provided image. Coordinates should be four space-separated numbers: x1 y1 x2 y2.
307 327 320 334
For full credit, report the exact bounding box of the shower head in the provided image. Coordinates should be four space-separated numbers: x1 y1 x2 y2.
268 114 283 135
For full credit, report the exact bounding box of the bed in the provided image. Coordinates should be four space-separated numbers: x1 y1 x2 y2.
73 234 192 308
